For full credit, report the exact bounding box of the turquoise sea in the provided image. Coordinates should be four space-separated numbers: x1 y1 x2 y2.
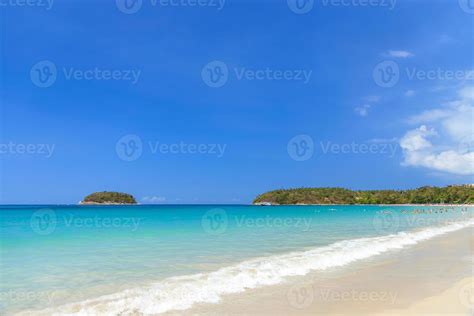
0 204 472 315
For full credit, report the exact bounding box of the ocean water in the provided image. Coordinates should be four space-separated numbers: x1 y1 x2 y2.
0 204 472 315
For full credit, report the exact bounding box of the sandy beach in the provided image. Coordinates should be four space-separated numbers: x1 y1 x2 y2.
174 226 473 315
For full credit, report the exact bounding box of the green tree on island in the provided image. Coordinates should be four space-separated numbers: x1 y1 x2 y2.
253 185 474 205
81 191 137 204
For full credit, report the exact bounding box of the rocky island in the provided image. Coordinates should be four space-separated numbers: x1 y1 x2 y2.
79 191 137 205
253 185 474 205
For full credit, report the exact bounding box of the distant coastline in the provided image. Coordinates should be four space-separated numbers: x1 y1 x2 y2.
253 185 474 205
255 203 473 207
254 203 474 207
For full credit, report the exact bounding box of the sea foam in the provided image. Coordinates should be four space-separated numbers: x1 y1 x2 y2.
29 218 473 316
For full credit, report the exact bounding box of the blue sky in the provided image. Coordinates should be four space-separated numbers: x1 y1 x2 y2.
0 0 473 204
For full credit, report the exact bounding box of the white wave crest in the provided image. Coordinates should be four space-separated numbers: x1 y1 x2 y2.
28 219 474 316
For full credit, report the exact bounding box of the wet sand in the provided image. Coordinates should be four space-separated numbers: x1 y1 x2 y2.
173 226 473 315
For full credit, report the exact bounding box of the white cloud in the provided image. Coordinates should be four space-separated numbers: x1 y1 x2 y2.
400 125 436 151
405 90 416 97
386 50 414 58
407 108 452 124
399 87 474 175
355 96 380 117
400 125 474 175
355 104 371 117
400 142 474 176
441 103 472 142
142 196 166 203
407 88 473 140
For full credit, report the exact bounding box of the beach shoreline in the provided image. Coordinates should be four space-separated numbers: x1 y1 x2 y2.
177 226 473 315
6 205 472 315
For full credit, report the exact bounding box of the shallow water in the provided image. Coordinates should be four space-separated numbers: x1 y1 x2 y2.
0 204 472 314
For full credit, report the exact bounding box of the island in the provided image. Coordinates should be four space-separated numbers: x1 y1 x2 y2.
79 191 137 205
253 185 474 205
